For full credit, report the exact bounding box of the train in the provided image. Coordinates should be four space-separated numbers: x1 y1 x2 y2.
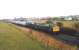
10 19 61 35
10 19 79 36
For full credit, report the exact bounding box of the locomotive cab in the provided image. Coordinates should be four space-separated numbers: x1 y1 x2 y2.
52 25 60 32
51 22 62 33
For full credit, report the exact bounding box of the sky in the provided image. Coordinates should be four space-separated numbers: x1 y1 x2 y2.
0 0 79 19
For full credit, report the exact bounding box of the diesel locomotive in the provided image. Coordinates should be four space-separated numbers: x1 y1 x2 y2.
10 20 61 33
10 20 78 36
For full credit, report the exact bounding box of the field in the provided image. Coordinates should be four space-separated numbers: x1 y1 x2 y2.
61 21 78 29
0 22 47 50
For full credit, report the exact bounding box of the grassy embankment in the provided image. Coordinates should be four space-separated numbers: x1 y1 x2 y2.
0 22 47 50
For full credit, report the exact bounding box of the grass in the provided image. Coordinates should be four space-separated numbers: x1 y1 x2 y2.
60 21 75 28
0 22 47 50
60 21 79 33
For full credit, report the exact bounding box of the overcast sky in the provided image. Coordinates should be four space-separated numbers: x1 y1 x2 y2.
0 0 79 19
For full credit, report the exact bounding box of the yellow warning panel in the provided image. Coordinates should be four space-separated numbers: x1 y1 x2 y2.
53 26 60 32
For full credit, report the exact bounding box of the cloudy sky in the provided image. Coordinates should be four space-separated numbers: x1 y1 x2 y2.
0 0 79 19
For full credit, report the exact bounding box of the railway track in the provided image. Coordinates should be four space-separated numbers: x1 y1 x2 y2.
53 34 79 46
